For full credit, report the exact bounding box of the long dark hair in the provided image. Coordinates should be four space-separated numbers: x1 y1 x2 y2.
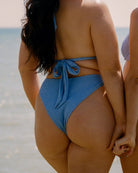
21 0 59 73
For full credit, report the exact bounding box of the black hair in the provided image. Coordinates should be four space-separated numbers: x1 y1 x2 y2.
21 0 59 73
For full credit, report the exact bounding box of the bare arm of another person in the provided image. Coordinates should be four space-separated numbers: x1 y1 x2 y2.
125 9 138 139
113 9 138 156
90 2 125 149
18 41 41 109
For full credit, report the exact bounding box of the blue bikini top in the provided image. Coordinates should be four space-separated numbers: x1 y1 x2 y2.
121 35 129 61
53 57 96 109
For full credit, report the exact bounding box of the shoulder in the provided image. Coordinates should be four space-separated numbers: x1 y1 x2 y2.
131 8 138 21
82 0 110 21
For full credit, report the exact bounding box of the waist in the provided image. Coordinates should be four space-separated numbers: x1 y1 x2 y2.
48 57 100 79
47 68 100 79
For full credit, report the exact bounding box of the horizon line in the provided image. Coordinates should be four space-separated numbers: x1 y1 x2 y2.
0 26 129 29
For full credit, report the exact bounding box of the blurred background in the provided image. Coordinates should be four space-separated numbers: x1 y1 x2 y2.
0 0 137 172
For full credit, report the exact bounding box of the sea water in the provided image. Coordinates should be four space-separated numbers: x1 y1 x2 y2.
0 28 129 173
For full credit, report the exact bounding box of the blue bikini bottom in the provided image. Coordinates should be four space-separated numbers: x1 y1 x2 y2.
39 74 104 134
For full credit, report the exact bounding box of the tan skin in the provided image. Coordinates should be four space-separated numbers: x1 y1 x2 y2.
112 8 138 173
19 0 125 172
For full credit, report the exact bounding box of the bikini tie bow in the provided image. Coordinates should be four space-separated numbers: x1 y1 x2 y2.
53 59 80 109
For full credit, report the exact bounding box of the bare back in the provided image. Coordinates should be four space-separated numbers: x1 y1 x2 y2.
47 0 99 78
56 1 95 58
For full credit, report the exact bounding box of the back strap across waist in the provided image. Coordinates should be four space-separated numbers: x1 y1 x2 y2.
53 56 96 109
56 56 96 62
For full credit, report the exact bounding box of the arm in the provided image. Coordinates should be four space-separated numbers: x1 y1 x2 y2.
112 9 138 157
90 2 125 125
89 2 126 149
18 41 41 109
125 9 138 138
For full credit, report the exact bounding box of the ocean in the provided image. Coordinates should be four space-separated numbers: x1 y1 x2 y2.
0 28 129 173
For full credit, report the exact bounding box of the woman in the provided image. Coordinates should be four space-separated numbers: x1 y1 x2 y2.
19 0 125 172
112 8 138 173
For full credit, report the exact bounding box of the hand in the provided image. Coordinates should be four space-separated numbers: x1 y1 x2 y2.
107 123 125 151
113 135 136 157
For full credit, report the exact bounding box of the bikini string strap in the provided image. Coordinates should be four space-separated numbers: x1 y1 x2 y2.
53 59 80 109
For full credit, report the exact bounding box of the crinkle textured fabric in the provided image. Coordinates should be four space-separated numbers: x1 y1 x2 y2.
39 57 104 134
121 35 129 60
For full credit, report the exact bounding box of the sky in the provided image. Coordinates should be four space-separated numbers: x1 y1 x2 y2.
0 0 137 28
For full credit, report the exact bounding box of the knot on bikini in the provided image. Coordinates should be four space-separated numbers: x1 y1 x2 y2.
53 59 80 109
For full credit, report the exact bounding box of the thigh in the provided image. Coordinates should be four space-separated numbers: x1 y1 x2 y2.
66 86 115 172
35 95 70 173
120 124 138 173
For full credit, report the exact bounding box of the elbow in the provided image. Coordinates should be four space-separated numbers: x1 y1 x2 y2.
101 69 123 86
18 64 26 74
18 65 34 75
102 67 122 79
18 64 22 73
18 59 25 73
18 64 23 74
18 61 36 74
100 60 122 79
